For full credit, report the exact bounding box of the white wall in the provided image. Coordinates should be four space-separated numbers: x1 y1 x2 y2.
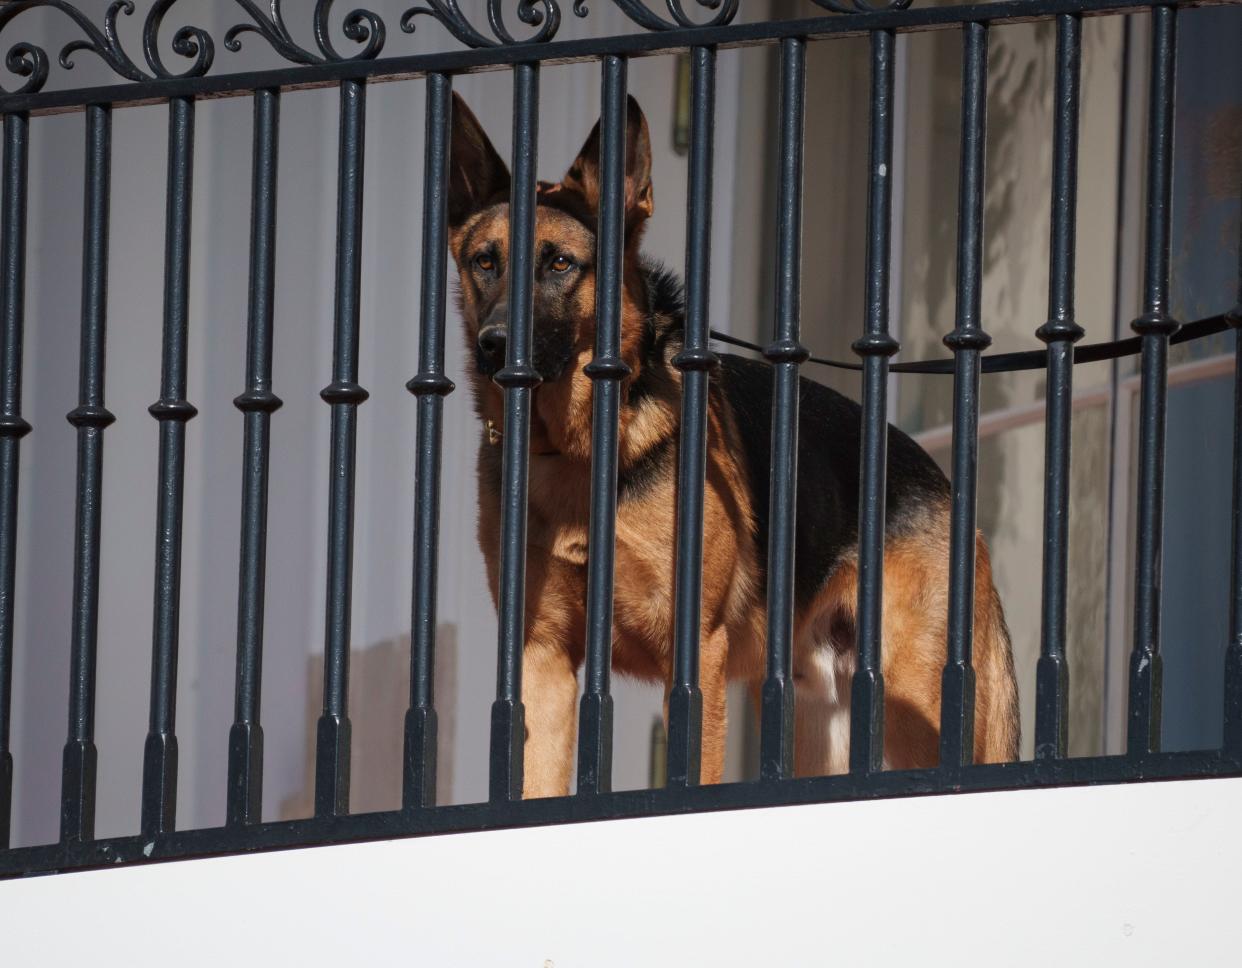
3 777 1239 965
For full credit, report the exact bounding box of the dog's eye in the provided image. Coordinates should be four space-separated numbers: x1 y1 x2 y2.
549 255 574 273
474 253 495 273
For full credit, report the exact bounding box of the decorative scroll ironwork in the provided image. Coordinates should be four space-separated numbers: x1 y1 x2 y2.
312 0 386 61
402 0 571 47
806 0 912 14
143 0 214 78
0 0 846 90
224 1 322 65
222 1 388 66
0 1 145 94
608 0 739 31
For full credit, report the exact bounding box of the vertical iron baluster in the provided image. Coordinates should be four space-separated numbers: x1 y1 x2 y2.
759 37 807 783
1127 6 1178 758
667 45 718 789
490 63 541 804
0 112 31 850
62 104 115 843
1034 15 1084 761
577 54 630 797
850 29 900 776
404 72 454 811
143 97 198 837
316 79 368 818
940 22 990 770
1226 137 1242 754
228 88 282 827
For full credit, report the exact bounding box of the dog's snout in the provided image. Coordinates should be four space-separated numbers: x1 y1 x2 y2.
478 324 507 359
478 326 508 366
475 324 509 376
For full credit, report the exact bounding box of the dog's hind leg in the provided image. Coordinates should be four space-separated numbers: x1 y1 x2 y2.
877 537 945 770
789 550 939 774
880 527 1019 767
792 615 856 778
790 547 944 774
784 519 1019 775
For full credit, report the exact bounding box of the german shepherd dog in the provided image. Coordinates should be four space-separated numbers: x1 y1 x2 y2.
448 94 1020 797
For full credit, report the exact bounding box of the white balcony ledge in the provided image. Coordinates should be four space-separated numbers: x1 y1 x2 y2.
2 776 1239 966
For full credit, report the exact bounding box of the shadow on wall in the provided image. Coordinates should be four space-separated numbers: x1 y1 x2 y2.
280 626 457 818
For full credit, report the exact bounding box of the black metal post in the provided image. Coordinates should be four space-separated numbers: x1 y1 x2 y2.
940 22 990 769
667 45 718 789
62 104 115 843
1226 132 1242 755
0 112 30 851
1127 6 1178 758
142 97 198 838
404 72 454 811
227 88 282 827
577 54 630 796
1034 15 1085 761
315 79 368 818
850 29 900 775
760 37 807 783
490 62 541 804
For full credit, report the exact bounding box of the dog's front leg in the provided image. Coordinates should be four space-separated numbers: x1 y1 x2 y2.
699 627 730 784
661 627 730 784
521 642 579 799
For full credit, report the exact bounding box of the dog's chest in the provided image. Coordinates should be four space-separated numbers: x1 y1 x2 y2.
526 478 675 628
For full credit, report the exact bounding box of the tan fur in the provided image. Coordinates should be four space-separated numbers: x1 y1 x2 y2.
787 522 1019 773
450 95 1020 798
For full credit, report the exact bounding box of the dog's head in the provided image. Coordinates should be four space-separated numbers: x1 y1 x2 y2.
447 93 655 385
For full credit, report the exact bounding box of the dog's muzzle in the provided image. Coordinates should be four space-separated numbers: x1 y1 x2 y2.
476 323 507 376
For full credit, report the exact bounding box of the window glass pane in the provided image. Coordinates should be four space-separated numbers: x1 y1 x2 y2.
1168 7 1241 364
1159 374 1233 751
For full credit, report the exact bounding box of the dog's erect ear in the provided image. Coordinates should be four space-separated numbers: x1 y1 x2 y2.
562 95 654 229
449 93 511 229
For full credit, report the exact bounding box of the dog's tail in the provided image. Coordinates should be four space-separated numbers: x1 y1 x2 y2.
972 534 1021 763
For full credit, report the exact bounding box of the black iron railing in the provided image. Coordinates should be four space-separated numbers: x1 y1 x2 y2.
578 52 628 796
0 0 1239 879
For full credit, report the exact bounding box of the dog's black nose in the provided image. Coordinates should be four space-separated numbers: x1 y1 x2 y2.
477 325 508 366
